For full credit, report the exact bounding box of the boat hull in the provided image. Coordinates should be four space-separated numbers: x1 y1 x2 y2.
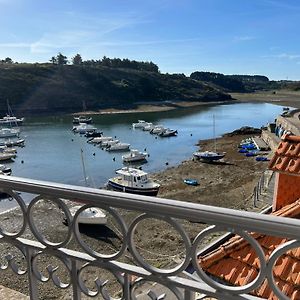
107 180 159 196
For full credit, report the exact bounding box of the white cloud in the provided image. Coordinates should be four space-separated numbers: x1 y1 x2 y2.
274 53 300 60
233 36 256 42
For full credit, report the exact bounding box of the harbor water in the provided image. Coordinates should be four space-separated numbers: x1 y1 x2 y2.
2 102 286 189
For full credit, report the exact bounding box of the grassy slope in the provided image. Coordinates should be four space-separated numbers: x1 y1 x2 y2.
0 64 232 115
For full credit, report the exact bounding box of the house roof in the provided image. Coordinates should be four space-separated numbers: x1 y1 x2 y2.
198 199 300 299
269 134 300 175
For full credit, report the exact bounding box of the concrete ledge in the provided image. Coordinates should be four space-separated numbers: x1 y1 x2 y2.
0 285 29 299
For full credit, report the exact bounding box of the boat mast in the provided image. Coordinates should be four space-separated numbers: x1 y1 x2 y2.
80 149 88 186
213 114 217 152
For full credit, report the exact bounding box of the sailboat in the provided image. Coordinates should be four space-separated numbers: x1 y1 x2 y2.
193 115 226 162
68 149 107 225
0 100 24 126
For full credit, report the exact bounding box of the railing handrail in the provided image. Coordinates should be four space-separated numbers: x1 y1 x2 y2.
1 175 300 240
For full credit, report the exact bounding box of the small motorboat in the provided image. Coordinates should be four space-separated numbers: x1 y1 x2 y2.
122 149 148 163
0 152 16 161
0 164 12 175
106 142 130 151
72 123 97 134
69 205 107 225
142 123 154 131
72 116 93 124
0 128 20 138
193 151 225 162
184 179 199 186
84 131 103 138
132 120 148 129
101 139 119 147
150 125 165 135
1 138 25 147
245 151 258 157
88 136 113 144
0 146 17 153
158 128 178 137
107 167 160 196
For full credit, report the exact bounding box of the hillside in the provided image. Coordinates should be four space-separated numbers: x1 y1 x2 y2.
0 64 232 116
190 71 282 92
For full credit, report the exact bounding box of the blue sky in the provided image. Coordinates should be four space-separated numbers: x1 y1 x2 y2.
0 0 300 80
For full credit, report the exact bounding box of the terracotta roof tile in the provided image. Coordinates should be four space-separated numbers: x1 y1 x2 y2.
269 134 300 175
198 198 300 299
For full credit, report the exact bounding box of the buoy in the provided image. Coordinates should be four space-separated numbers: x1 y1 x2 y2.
113 157 115 161
114 136 117 138
165 162 169 165
148 154 150 157
21 160 24 164
71 139 74 141
144 148 147 151
155 137 157 139
93 153 95 156
190 134 193 136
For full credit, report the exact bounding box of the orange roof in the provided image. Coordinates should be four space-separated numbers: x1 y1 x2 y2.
198 199 300 299
269 134 300 175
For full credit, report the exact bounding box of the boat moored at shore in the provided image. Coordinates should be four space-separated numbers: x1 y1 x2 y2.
122 149 148 163
107 167 160 196
0 115 24 126
72 116 93 124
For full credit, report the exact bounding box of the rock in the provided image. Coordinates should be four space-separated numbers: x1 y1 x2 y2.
223 126 262 136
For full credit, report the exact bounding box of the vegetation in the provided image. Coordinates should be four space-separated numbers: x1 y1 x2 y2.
190 71 282 92
0 55 231 115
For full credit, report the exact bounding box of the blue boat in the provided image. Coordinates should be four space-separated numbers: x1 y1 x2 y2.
184 179 199 186
256 156 269 162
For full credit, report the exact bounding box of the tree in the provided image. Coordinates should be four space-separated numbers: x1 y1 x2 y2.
72 54 82 65
56 53 68 65
49 56 57 65
1 57 13 64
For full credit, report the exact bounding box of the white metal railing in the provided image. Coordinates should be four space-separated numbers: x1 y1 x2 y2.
0 175 299 299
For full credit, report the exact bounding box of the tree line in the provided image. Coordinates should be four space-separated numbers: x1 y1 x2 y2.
1 53 159 73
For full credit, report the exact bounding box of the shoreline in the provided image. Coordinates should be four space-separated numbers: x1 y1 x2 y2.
72 90 300 116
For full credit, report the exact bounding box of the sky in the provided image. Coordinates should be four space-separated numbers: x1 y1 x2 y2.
0 0 300 80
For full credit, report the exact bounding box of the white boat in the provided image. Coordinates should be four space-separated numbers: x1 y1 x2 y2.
0 152 16 161
101 139 119 147
193 150 225 162
122 149 148 163
0 138 25 147
88 136 113 144
0 146 17 153
107 167 160 196
193 115 225 162
150 125 165 135
69 205 107 225
158 128 178 137
0 128 20 138
0 164 12 175
142 123 154 131
106 142 130 151
132 120 148 129
0 115 24 126
72 116 92 124
72 123 97 134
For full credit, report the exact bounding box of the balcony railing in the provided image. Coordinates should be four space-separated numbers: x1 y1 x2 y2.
0 175 299 299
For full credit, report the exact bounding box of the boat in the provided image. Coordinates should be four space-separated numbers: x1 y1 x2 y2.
72 123 97 134
101 139 119 147
142 123 154 131
193 115 225 162
0 152 16 161
0 128 20 138
88 136 113 144
193 151 225 162
184 179 199 186
107 167 160 196
69 205 107 225
158 128 178 137
106 142 130 151
84 131 103 138
0 146 17 153
122 149 148 163
132 120 148 129
72 116 93 124
0 138 25 147
0 164 12 175
150 125 165 135
0 115 24 126
256 156 270 162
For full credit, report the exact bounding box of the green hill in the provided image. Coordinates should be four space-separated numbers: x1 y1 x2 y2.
0 64 232 116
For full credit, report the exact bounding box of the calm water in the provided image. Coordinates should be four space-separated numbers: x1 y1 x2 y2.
4 102 285 188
